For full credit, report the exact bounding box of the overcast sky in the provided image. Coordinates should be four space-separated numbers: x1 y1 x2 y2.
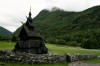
0 0 100 32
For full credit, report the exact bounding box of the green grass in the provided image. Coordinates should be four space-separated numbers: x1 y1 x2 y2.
0 41 68 66
0 41 100 65
0 41 15 50
46 43 100 55
83 59 100 64
0 62 67 66
0 42 100 55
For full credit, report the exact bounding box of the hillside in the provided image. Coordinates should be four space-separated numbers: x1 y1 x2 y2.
0 26 12 36
14 6 100 49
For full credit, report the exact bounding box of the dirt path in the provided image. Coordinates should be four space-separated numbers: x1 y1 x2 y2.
68 61 100 66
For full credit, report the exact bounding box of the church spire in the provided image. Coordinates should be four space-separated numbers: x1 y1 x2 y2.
29 6 32 17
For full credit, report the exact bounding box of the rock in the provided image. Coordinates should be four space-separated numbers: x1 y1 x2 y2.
0 50 98 64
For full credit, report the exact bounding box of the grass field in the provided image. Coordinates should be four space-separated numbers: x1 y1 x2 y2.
0 62 67 66
0 41 100 66
46 43 100 55
0 41 100 55
83 59 100 64
0 41 15 50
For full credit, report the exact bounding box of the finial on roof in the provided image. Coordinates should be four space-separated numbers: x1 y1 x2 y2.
20 21 24 25
29 5 32 17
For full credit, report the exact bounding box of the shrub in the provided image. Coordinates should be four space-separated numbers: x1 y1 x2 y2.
57 39 67 45
81 38 99 49
67 41 79 47
46 37 57 44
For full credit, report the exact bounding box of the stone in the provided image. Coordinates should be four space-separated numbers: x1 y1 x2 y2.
0 50 98 64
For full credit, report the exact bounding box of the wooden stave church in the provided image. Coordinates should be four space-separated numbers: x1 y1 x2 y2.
13 9 48 54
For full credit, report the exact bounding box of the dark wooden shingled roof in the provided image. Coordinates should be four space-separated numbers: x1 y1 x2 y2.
23 24 42 38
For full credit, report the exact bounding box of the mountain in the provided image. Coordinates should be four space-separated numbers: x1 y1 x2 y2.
32 6 100 39
14 6 100 49
0 26 12 36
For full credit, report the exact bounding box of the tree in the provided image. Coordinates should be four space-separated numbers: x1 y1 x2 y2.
11 35 16 42
81 37 99 49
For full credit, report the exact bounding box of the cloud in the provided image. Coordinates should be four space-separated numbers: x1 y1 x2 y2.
45 0 91 11
0 0 100 32
90 0 100 6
